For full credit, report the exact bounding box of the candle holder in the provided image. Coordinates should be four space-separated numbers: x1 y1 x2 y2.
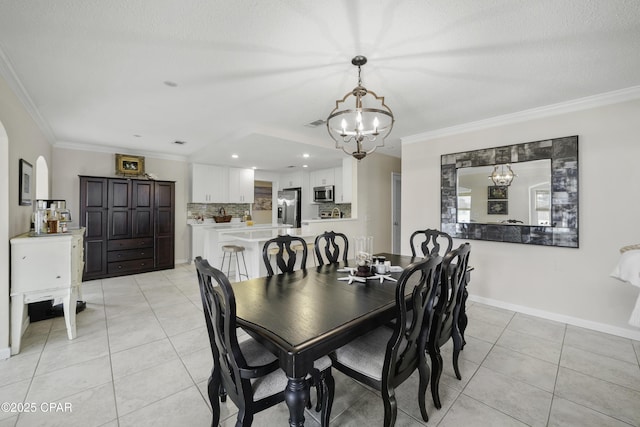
354 236 374 276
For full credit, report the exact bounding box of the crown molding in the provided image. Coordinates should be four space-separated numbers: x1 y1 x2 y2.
53 141 188 162
0 44 57 144
402 85 640 145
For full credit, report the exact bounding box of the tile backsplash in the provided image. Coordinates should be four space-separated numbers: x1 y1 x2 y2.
187 203 250 220
317 203 351 218
187 201 352 222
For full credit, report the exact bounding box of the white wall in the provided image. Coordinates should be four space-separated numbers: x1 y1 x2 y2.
0 74 53 357
402 98 640 339
51 147 190 263
0 121 8 359
356 153 402 253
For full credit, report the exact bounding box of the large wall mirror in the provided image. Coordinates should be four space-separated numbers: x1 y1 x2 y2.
441 135 578 248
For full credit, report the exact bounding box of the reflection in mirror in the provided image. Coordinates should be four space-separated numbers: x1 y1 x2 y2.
441 135 578 248
457 159 551 225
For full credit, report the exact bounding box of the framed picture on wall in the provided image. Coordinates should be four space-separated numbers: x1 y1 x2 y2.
487 200 508 215
115 153 145 176
19 158 32 206
487 185 508 199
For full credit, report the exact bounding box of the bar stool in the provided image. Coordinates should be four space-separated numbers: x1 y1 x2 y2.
221 245 249 282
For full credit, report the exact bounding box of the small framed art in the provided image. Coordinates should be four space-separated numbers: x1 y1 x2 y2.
487 200 508 215
487 185 508 199
19 159 33 206
115 153 145 176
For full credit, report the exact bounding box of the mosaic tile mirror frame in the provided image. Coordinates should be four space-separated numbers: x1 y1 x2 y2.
441 135 579 248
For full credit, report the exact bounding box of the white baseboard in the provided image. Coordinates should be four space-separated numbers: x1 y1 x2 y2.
0 347 10 360
469 294 640 341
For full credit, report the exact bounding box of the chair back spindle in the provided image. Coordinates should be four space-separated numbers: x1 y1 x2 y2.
314 231 349 265
409 229 453 258
262 235 308 276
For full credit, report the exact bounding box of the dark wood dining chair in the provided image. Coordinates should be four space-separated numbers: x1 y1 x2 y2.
427 243 471 409
195 257 334 426
329 255 443 426
409 229 453 258
262 235 308 276
314 231 349 265
409 229 472 377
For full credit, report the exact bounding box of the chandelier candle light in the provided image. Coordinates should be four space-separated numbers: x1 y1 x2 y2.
326 56 394 160
489 163 517 186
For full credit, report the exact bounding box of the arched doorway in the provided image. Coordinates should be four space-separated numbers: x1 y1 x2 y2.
35 155 49 199
0 120 9 358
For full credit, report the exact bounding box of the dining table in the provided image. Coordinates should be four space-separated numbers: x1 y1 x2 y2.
231 252 420 426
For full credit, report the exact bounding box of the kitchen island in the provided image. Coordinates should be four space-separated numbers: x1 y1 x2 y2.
188 221 291 263
203 227 316 279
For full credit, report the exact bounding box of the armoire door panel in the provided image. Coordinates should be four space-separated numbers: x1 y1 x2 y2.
110 181 130 208
85 180 107 207
133 181 153 208
85 211 106 239
84 240 107 277
132 211 153 237
109 210 131 240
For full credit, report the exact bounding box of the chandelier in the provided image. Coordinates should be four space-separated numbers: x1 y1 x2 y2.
326 56 394 160
489 163 516 186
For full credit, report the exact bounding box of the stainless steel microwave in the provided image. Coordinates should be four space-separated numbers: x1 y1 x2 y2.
313 185 334 202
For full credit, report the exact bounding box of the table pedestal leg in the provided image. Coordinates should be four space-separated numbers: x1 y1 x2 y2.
285 377 308 427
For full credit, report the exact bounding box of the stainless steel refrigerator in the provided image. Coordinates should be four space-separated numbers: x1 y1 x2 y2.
277 188 301 228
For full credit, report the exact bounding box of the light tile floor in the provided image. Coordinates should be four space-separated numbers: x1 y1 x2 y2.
1 263 640 426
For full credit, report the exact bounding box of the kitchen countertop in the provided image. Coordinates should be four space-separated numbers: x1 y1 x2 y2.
301 218 356 223
219 227 313 243
188 221 291 229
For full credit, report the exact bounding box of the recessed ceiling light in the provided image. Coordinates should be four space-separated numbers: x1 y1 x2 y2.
231 154 239 159
173 140 186 145
163 80 178 87
303 165 308 168
303 153 310 158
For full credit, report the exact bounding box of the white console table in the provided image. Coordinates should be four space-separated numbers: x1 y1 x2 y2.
10 228 85 355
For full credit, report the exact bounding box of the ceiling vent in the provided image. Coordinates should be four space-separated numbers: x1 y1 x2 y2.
304 119 326 128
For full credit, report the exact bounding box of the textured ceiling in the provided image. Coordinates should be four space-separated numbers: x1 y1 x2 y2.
1 0 640 172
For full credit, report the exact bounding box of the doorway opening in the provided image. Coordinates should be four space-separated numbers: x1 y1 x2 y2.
391 172 401 253
253 180 273 225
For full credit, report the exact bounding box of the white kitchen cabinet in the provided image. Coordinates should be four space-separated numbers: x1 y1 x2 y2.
227 167 255 203
10 228 85 355
191 163 226 203
310 168 335 188
191 164 254 203
335 157 353 203
280 171 303 190
189 224 208 263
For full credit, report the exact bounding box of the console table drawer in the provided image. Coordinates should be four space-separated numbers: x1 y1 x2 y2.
108 238 153 251
108 248 152 262
108 258 154 274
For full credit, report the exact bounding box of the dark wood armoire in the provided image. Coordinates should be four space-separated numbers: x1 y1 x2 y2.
79 175 175 280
